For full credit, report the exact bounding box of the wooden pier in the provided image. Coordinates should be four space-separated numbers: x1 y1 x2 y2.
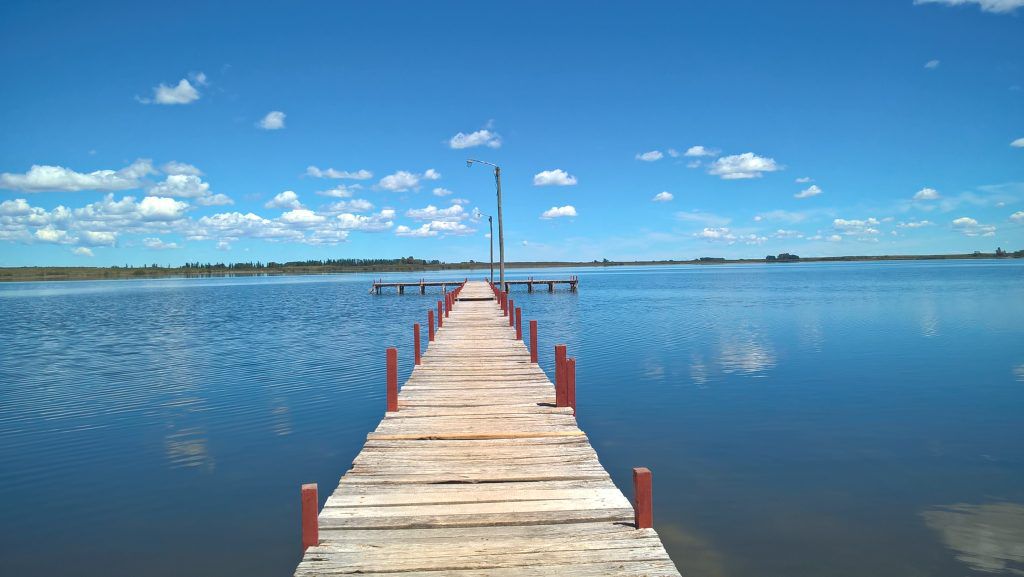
295 280 679 576
370 279 467 295
501 275 579 293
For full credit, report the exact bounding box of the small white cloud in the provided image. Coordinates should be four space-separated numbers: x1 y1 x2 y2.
667 148 680 158
144 77 201 105
323 199 374 213
533 169 578 186
72 247 94 257
0 159 155 193
257 111 286 130
265 190 303 210
686 160 701 169
708 152 782 179
306 166 373 180
914 0 1024 14
405 204 466 222
898 220 935 228
432 187 454 197
79 230 117 246
423 168 441 180
449 129 502 149
925 59 941 69
138 196 189 221
395 220 474 237
652 191 674 202
1010 210 1024 222
696 227 734 240
684 146 718 157
1011 137 1024 148
315 184 361 198
636 150 664 162
540 205 577 219
795 176 813 183
952 216 996 236
150 174 209 199
828 234 843 242
834 217 881 236
794 184 823 199
279 209 326 226
914 187 941 200
377 169 439 192
143 237 180 250
162 161 202 176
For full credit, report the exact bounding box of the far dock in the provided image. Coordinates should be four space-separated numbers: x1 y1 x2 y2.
372 275 578 294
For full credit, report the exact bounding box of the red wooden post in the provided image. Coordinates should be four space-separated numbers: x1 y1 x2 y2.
555 344 567 406
566 357 576 415
633 467 653 529
413 323 421 365
508 299 515 326
515 307 522 340
445 294 450 318
437 300 443 328
386 347 398 412
530 320 538 363
427 310 434 341
301 483 319 549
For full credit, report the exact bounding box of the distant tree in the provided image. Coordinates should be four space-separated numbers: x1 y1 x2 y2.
766 255 777 261
996 247 1006 257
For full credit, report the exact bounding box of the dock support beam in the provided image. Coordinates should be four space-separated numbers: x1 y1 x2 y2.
633 467 653 529
413 323 421 365
530 321 538 363
301 483 319 549
386 347 398 412
555 344 567 407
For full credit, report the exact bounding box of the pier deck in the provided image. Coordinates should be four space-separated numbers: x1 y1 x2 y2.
295 280 680 576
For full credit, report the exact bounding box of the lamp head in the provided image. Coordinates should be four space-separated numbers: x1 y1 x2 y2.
466 160 474 168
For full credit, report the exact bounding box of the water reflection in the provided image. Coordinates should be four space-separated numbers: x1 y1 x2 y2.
718 332 776 376
922 502 1024 574
1014 364 1024 383
164 426 214 470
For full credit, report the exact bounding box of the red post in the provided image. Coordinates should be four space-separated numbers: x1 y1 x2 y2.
530 320 538 363
437 300 443 328
445 294 450 318
301 483 319 549
566 357 576 415
508 299 515 326
427 310 434 341
502 293 509 316
386 347 398 412
515 307 522 340
633 467 653 529
555 344 567 406
413 323 421 365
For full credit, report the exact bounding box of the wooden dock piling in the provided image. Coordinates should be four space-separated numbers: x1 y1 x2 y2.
295 281 679 576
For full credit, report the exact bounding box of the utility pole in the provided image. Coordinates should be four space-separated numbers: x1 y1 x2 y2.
467 159 505 289
488 215 494 284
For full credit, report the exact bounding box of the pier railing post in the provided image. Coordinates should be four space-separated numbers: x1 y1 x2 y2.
566 357 576 415
413 323 421 365
508 299 515 327
437 300 443 328
301 483 319 549
386 347 398 412
530 320 538 363
632 467 653 529
427 310 434 341
555 344 567 406
445 294 450 318
515 307 522 340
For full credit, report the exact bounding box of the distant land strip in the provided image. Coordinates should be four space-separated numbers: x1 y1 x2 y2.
1 251 1021 283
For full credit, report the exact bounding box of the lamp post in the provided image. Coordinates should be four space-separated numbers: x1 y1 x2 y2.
488 215 494 284
467 159 504 289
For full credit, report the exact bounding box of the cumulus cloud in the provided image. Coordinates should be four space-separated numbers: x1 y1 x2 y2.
378 169 441 192
306 166 373 180
405 204 466 222
1011 210 1024 222
336 210 395 232
1011 138 1024 148
914 187 941 200
833 217 881 236
257 111 286 130
533 169 578 187
449 129 501 149
684 145 718 157
141 77 202 105
924 59 941 69
79 230 117 246
143 237 180 250
279 208 326 226
315 184 361 198
265 190 303 210
138 196 190 221
432 187 454 197
72 247 94 257
540 205 577 219
636 150 663 162
708 152 781 179
395 220 474 237
772 229 804 239
149 173 231 206
652 191 674 202
794 184 823 199
322 199 374 213
0 159 155 192
914 0 1024 13
162 161 202 176
694 227 766 245
952 216 996 236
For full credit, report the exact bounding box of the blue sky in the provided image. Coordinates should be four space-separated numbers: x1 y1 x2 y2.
1 0 1022 266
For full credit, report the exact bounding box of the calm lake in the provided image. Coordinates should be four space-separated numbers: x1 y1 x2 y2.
1 260 1022 577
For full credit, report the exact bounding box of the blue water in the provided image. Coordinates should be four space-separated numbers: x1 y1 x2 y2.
1 261 1022 576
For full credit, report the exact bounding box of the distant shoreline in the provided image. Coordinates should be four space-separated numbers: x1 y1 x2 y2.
1 252 1020 283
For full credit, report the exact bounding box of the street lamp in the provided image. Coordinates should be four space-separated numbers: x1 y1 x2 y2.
488 215 494 284
467 159 505 289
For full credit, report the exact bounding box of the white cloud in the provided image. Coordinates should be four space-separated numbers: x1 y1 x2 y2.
323 199 374 213
772 229 804 239
833 217 881 236
898 220 935 228
315 184 361 198
257 111 286 130
405 204 466 222
794 184 823 199
378 169 440 192
693 227 766 245
34 226 72 244
449 129 501 149
925 59 941 69
952 216 996 236
265 190 303 210
0 198 32 216
1011 211 1024 222
0 159 154 192
828 234 843 242
708 152 781 179
143 237 180 250
1011 138 1024 148
686 160 701 169
684 146 718 157
540 205 577 219
162 161 202 176
914 187 941 200
432 187 454 197
149 174 209 199
72 247 94 257
138 196 190 221
795 176 813 183
395 220 474 237
194 193 233 207
336 210 394 232
279 209 326 226
145 77 201 105
306 166 373 180
79 230 117 246
914 0 1024 13
533 169 578 187
652 191 674 202
667 148 680 158
636 150 664 162
451 198 470 206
